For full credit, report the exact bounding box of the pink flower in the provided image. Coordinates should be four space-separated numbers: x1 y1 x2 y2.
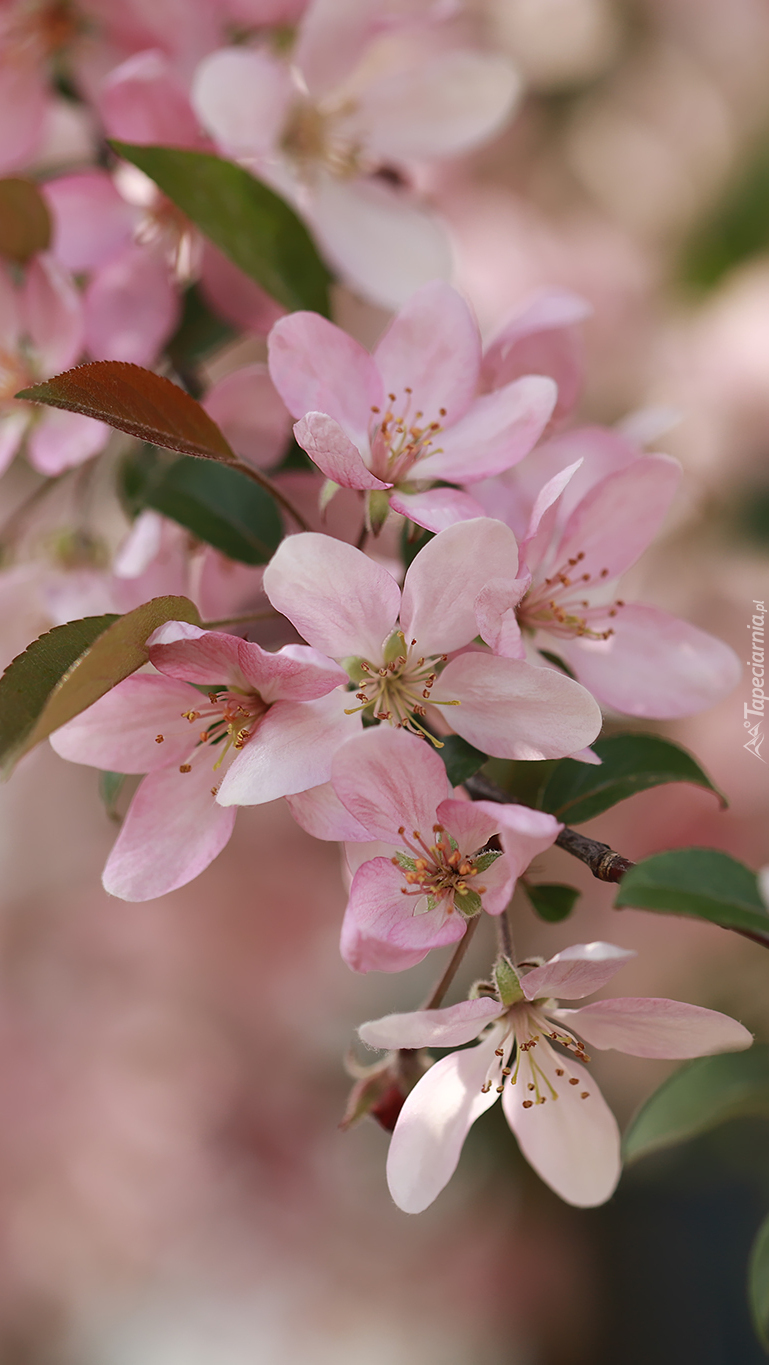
478 452 742 718
261 517 602 763
49 622 354 900
359 942 753 1212
267 281 557 533
297 726 561 973
0 255 109 476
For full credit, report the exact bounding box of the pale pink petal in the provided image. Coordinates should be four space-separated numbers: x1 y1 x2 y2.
285 781 371 842
474 575 529 658
22 255 83 374
149 624 245 685
355 51 520 161
113 509 165 578
480 289 591 422
202 364 291 469
373 281 481 426
0 57 46 174
331 725 449 843
520 942 636 1002
102 754 237 901
551 999 753 1059
49 673 202 772
99 49 202 147
360 998 502 1051
554 454 681 583
560 604 742 719
400 518 519 656
262 532 401 660
239 641 347 701
191 47 293 157
43 172 137 272
310 176 452 312
387 1034 501 1213
503 1053 621 1207
523 459 584 547
84 244 180 365
439 653 602 760
293 0 380 97
340 914 429 974
199 242 285 336
471 800 562 880
416 376 557 483
27 407 110 475
268 311 382 448
0 410 30 475
389 487 488 533
346 857 466 954
216 689 357 805
434 797 502 861
294 412 389 489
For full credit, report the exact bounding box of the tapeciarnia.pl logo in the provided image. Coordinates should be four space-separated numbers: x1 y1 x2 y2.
744 599 766 762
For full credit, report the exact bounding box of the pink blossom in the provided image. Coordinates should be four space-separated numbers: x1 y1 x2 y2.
359 942 753 1211
268 282 557 533
262 518 602 765
49 622 354 900
478 288 591 429
0 255 109 476
202 363 292 469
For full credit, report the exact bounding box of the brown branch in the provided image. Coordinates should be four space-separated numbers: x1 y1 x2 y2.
422 916 480 1010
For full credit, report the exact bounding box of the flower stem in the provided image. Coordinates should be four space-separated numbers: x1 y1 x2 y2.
423 917 479 1010
228 457 311 532
497 905 515 960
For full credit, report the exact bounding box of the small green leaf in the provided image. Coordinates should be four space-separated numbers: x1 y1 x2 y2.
0 178 51 262
99 770 128 822
524 882 580 923
0 595 201 776
623 1046 769 1163
614 848 769 945
749 1210 769 1351
111 142 332 315
122 446 283 565
539 733 725 825
438 734 488 787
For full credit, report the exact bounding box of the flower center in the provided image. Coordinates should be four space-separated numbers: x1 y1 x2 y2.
0 349 30 404
518 551 624 642
392 824 487 916
156 687 269 791
368 388 445 484
343 633 459 742
281 97 363 179
480 1004 593 1107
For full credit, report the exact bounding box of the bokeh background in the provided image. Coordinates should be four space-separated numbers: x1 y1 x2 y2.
3 0 769 1360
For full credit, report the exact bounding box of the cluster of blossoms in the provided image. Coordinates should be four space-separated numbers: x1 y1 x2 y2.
0 0 753 1218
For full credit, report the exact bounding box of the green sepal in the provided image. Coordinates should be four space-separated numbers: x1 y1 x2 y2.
474 849 503 873
494 957 524 1007
366 488 391 535
383 629 407 665
393 851 418 872
341 656 366 682
319 477 340 513
456 888 483 918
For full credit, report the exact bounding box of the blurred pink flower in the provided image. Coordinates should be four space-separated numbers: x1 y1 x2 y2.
360 941 753 1212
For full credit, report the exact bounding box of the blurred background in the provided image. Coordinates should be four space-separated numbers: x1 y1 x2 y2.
4 0 769 1360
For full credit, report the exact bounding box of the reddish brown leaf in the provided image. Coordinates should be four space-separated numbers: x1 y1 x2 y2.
0 178 51 263
17 361 235 462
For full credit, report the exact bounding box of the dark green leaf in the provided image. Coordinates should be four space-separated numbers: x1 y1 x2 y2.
623 1046 769 1163
99 770 128 822
122 446 283 564
749 1209 769 1351
539 733 725 824
111 142 332 315
680 137 769 290
0 178 51 262
615 848 769 945
0 595 201 776
437 734 488 787
523 882 580 923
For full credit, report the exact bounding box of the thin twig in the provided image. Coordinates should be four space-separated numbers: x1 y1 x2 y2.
228 457 311 532
497 905 515 959
422 917 480 1010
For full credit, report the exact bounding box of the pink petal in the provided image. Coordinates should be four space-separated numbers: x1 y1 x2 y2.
22 255 83 374
389 487 488 533
268 311 382 449
202 364 291 469
99 49 202 147
439 653 602 760
434 797 502 861
360 998 503 1051
293 0 381 97
216 689 357 806
0 410 28 476
49 674 202 772
502 1053 621 1207
84 244 180 365
199 242 285 337
471 800 561 881
386 1034 501 1213
416 376 557 483
520 942 636 1002
560 603 742 719
522 459 584 548
0 56 46 174
262 532 401 661
191 47 293 157
285 781 371 842
551 999 753 1059
400 518 519 657
331 726 449 843
0 265 18 352
27 407 110 476
102 754 237 901
43 172 137 273
240 641 347 701
480 289 591 422
340 914 430 974
474 575 529 658
346 857 466 954
373 281 481 428
149 623 245 685
294 413 389 489
554 454 682 583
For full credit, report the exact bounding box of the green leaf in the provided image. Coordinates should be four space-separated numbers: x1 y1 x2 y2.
99 770 128 822
0 178 51 262
680 137 769 290
614 848 769 945
539 733 725 825
438 734 488 787
749 1210 769 1352
122 446 283 565
623 1046 769 1163
111 142 332 316
0 595 201 776
524 882 580 923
